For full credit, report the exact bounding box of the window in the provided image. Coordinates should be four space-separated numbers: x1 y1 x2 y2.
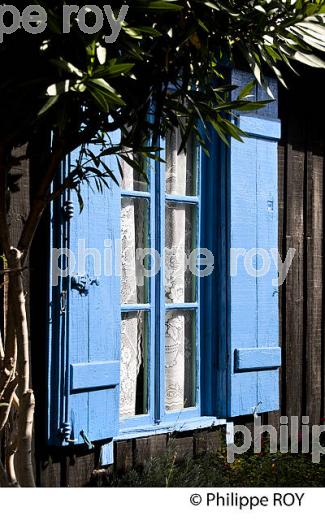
47 69 281 447
119 128 201 429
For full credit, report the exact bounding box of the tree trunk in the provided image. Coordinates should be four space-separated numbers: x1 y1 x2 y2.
0 459 9 487
8 249 35 487
16 390 35 487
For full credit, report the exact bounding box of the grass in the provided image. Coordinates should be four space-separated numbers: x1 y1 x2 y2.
93 440 325 487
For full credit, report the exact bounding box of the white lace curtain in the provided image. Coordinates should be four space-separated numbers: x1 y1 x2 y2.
120 162 144 418
164 129 193 411
120 129 193 417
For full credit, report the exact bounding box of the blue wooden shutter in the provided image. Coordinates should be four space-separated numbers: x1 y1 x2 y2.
217 70 281 417
48 144 121 445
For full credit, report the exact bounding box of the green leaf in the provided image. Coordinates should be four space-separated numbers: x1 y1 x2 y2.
136 1 183 10
46 80 72 96
96 45 107 65
90 78 116 93
124 26 162 37
221 119 246 141
197 19 209 33
51 58 84 78
71 81 87 93
208 117 229 146
238 80 256 100
293 51 325 68
88 79 126 106
38 95 59 116
236 100 271 112
94 63 135 78
87 86 110 112
123 27 143 39
204 2 219 11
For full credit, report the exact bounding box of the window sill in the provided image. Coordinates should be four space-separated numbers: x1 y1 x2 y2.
114 416 227 441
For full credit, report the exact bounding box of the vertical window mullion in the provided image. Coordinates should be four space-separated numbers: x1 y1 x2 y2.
156 136 166 423
148 153 156 425
196 143 201 414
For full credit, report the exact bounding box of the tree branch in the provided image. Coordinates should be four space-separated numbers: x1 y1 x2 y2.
8 249 28 395
6 412 19 487
0 144 11 258
0 378 18 431
0 273 17 432
0 329 4 370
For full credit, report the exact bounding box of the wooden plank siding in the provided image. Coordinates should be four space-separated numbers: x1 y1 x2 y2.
265 70 325 430
0 147 31 481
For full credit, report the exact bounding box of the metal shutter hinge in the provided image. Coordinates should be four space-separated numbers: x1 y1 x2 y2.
63 200 74 220
59 422 77 444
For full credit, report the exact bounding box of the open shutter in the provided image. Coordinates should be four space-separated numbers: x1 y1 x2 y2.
48 143 121 445
216 70 281 417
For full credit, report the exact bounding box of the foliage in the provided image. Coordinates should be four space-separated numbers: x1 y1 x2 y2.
2 0 325 189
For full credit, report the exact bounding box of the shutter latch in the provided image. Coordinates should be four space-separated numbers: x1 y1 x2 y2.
252 401 262 417
80 430 95 450
71 274 100 296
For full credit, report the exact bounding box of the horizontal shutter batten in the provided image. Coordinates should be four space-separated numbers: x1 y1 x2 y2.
70 361 120 391
234 347 281 371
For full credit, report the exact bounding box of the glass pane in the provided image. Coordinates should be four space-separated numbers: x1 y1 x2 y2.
165 203 196 303
120 311 148 418
121 197 149 304
121 156 149 192
165 129 197 196
165 310 196 411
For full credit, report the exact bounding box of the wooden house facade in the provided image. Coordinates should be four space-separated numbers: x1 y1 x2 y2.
3 68 325 486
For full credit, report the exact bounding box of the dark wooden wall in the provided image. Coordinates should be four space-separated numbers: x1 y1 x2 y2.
36 429 224 487
267 69 325 431
0 148 31 481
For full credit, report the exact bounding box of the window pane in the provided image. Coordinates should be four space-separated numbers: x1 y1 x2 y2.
121 157 149 192
165 202 196 303
165 310 196 411
165 129 197 196
121 197 149 304
120 311 148 418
